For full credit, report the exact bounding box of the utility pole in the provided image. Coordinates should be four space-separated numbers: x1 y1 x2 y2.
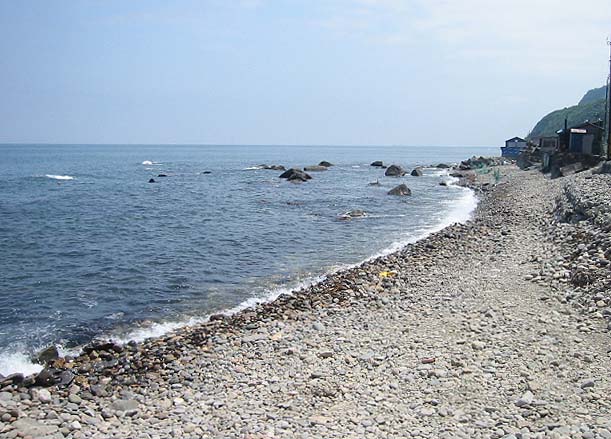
607 37 611 160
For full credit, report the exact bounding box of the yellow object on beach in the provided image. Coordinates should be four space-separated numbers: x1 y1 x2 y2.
378 271 397 278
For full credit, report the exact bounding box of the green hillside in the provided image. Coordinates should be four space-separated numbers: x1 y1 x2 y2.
528 86 607 139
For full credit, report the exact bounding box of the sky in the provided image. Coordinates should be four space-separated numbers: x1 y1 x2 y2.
0 0 610 146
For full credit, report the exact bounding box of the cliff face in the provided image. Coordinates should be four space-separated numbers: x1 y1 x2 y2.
528 86 607 139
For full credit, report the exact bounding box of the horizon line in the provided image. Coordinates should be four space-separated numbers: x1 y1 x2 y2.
0 142 497 148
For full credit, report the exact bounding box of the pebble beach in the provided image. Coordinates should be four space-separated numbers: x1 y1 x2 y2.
2 162 611 439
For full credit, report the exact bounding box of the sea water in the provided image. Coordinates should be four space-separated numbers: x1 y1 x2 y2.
0 144 496 375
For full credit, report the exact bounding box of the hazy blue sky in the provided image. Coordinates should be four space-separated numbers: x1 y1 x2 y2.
1 0 610 146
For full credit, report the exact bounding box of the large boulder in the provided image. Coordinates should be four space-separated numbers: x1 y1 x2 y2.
385 165 406 177
35 368 59 387
304 165 328 172
318 161 334 167
388 184 412 196
371 161 384 167
436 163 450 169
37 346 59 365
257 164 286 171
410 167 423 177
279 168 312 182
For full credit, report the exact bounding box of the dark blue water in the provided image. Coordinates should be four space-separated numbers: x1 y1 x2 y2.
0 144 495 374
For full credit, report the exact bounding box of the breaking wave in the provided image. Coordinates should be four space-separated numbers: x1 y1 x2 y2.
45 174 75 180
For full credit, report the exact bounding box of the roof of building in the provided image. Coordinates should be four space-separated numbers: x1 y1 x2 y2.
556 119 604 135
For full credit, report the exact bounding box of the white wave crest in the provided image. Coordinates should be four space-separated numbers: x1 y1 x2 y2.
0 350 43 377
142 161 162 166
45 174 74 180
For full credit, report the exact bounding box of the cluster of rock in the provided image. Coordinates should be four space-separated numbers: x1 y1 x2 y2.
459 156 506 171
275 161 334 182
527 167 611 330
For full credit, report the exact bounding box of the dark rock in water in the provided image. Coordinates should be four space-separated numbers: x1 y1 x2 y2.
37 346 59 365
319 161 334 167
371 161 384 167
388 184 412 196
279 168 312 182
148 178 156 183
385 165 406 177
368 180 381 186
257 164 286 171
439 181 448 186
304 165 328 172
35 368 58 387
202 171 212 174
288 173 312 182
450 172 465 178
410 168 423 177
436 163 450 168
157 174 168 177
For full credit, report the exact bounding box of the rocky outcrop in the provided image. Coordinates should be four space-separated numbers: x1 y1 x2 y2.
36 346 59 365
459 156 505 171
411 168 423 177
384 165 406 177
303 165 328 172
258 164 286 171
370 161 384 167
279 168 312 182
318 161 334 167
387 184 411 196
531 170 611 328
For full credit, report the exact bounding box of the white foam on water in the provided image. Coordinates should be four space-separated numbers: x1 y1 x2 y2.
0 350 43 377
142 161 162 166
45 174 75 181
111 318 205 344
244 165 265 170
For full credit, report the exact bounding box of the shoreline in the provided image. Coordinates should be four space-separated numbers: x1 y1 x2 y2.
2 162 611 438
0 167 477 378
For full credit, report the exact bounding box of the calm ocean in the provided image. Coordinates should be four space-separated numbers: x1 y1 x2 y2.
0 144 496 375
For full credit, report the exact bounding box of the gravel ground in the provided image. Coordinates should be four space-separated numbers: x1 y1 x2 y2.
1 165 611 439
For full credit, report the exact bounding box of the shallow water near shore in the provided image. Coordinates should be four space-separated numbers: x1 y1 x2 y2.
0 144 495 375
